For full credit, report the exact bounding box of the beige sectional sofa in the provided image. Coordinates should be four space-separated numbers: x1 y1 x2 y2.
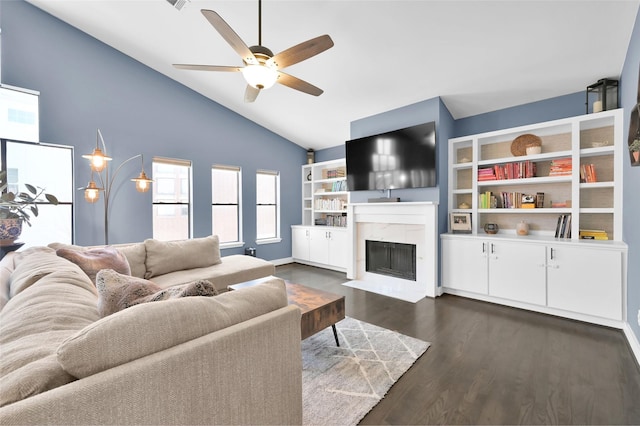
50 235 276 293
0 240 302 425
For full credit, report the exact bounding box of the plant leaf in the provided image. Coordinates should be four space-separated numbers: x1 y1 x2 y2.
25 184 37 195
45 194 59 205
31 205 39 217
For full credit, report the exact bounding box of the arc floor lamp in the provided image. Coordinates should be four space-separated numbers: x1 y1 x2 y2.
80 129 153 244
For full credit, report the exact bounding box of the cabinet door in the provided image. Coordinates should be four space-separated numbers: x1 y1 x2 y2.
547 245 622 320
441 238 489 294
327 229 348 269
488 241 546 305
292 228 310 261
309 228 330 264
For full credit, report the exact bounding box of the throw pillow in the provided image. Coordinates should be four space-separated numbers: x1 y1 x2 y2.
96 269 217 317
56 247 131 285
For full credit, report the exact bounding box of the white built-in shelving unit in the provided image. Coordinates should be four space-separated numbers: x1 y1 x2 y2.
292 159 349 272
442 110 628 328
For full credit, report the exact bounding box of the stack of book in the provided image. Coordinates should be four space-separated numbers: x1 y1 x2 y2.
500 191 523 209
579 229 608 240
555 214 572 238
478 168 496 181
324 168 346 179
479 191 498 209
549 158 572 176
580 164 597 183
477 161 537 181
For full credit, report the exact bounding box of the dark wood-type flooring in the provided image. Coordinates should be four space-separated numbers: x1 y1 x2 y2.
275 263 640 425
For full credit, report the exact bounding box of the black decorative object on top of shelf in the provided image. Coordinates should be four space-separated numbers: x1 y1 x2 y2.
586 78 618 114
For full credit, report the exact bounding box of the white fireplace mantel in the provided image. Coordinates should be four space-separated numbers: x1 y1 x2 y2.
345 202 438 302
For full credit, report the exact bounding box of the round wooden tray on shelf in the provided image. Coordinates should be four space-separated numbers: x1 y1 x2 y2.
510 134 542 156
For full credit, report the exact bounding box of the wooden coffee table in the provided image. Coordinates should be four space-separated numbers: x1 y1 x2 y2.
228 277 345 346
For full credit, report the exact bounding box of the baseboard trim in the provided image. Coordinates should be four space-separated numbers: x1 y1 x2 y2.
270 257 293 266
623 322 640 368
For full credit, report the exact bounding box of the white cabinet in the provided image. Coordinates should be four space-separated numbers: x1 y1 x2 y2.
547 244 622 320
488 241 546 305
292 227 310 261
441 234 626 326
291 226 347 271
442 238 488 294
442 238 546 305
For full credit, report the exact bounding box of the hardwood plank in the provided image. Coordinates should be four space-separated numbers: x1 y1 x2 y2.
275 263 640 425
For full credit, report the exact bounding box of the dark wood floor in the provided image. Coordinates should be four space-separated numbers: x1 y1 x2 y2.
275 263 640 425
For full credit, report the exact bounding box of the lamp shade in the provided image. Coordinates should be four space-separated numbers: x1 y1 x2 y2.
82 147 112 172
132 170 153 193
84 180 102 203
241 64 278 90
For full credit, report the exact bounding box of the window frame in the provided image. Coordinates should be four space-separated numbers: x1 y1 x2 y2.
0 138 75 247
255 169 281 245
151 156 192 241
212 164 243 248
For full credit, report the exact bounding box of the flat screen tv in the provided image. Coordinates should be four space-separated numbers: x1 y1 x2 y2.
345 121 436 191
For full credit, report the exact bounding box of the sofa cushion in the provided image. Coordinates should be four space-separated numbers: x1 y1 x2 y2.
0 248 99 407
112 243 147 278
57 278 289 378
144 235 221 279
56 247 131 284
151 254 276 292
96 269 217 317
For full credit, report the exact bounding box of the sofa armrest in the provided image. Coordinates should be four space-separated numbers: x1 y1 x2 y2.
0 306 302 425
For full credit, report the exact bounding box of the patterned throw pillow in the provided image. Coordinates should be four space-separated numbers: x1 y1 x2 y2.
95 269 217 317
56 247 131 285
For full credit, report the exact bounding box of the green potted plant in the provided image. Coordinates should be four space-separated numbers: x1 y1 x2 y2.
0 170 58 245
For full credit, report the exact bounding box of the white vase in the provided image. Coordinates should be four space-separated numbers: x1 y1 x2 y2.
516 220 529 236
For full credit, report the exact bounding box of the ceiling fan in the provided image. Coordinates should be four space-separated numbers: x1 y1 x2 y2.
173 0 334 103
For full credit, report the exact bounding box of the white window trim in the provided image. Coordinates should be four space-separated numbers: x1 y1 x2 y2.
255 169 280 244
212 164 243 246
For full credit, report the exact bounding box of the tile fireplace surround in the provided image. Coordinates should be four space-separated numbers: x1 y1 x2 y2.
345 202 438 302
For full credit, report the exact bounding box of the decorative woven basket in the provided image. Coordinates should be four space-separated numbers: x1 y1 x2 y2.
510 134 542 156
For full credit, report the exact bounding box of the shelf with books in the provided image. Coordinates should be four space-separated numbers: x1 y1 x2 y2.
447 109 623 240
300 158 349 227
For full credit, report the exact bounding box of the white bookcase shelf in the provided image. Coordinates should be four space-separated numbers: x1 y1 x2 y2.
447 109 624 241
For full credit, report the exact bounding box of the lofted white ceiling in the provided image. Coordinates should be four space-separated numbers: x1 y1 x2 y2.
26 0 639 150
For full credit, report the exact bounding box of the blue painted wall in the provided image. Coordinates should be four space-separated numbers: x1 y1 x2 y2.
316 8 639 341
1 0 306 260
620 7 640 345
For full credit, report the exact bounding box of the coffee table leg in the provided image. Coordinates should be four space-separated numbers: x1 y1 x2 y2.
332 325 340 347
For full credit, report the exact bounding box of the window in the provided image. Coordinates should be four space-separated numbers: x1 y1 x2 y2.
212 165 242 246
152 157 191 241
256 169 280 243
1 139 74 247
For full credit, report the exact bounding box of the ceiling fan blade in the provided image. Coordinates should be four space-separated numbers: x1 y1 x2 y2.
277 72 323 96
201 9 258 65
245 85 260 103
271 35 334 69
173 64 241 72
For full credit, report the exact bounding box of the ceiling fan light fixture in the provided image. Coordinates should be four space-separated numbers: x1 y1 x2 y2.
241 64 278 90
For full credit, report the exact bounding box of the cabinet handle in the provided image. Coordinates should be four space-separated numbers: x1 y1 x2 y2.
482 243 486 253
490 243 495 254
550 248 555 260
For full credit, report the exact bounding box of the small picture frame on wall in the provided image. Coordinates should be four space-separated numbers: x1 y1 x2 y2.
451 213 472 234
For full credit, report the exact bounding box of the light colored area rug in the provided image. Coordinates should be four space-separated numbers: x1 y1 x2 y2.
302 316 430 426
